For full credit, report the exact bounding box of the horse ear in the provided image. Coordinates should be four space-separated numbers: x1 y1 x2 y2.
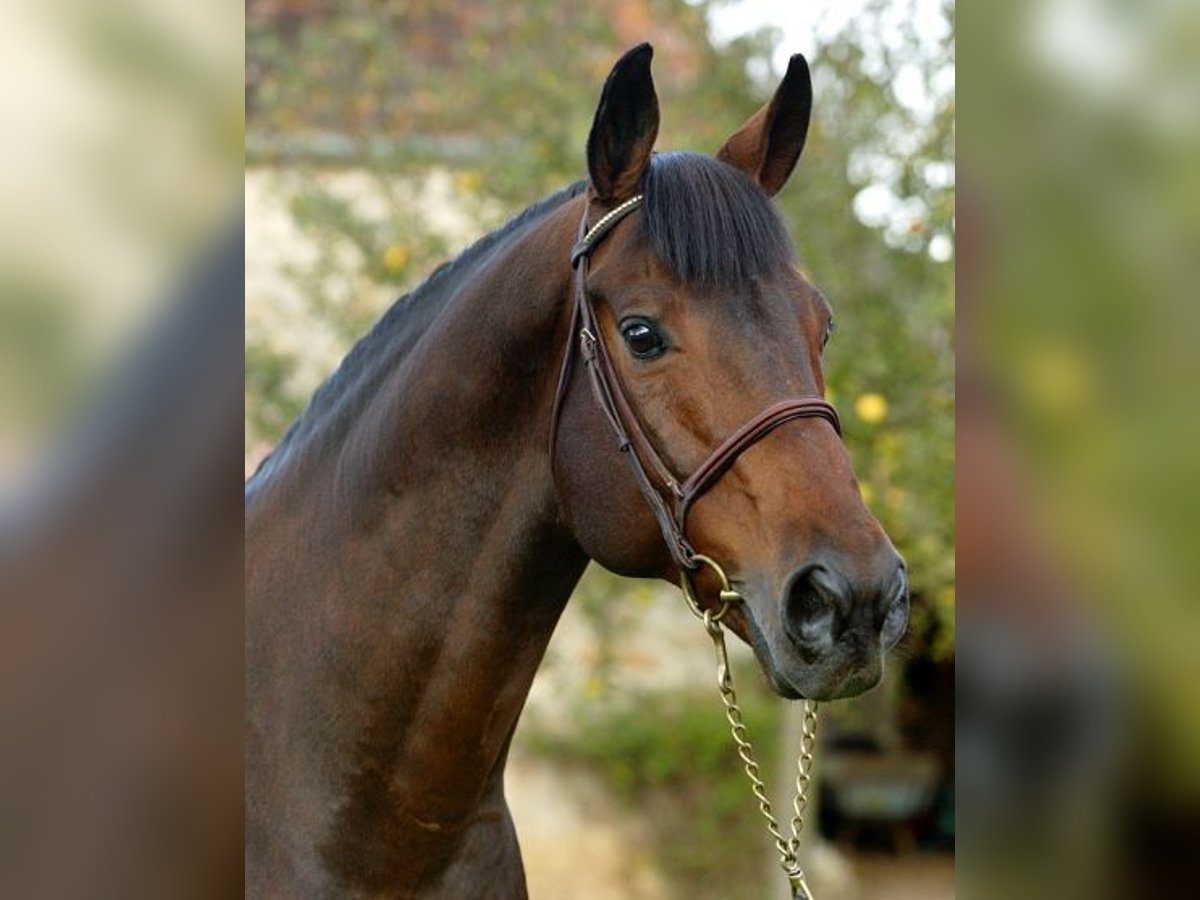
587 43 659 202
716 54 813 196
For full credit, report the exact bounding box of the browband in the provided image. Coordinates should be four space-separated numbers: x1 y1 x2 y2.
550 191 842 571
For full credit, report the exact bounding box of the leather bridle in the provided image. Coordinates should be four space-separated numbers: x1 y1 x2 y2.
549 191 842 596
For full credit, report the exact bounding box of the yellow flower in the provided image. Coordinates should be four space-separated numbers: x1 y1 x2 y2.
583 676 605 699
854 392 888 424
1026 345 1089 412
454 169 482 193
383 244 410 271
858 481 875 505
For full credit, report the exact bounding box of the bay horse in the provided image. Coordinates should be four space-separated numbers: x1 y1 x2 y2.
246 44 907 897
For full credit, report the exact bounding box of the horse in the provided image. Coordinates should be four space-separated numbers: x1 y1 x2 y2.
246 43 908 898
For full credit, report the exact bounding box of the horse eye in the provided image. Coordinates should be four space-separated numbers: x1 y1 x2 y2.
822 319 837 350
620 320 667 360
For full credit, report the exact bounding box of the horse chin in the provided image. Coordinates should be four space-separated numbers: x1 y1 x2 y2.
760 665 804 701
761 655 884 702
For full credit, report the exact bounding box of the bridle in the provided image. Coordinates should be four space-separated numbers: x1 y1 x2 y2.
548 190 838 899
549 190 842 603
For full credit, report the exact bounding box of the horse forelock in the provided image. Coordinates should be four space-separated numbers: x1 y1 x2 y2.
641 151 794 290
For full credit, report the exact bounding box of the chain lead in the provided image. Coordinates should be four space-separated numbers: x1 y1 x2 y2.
682 564 820 899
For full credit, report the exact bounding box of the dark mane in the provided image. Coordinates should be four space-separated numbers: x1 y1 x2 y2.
641 151 793 288
248 180 587 486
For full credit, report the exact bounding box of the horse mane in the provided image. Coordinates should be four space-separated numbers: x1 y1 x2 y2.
642 151 794 288
248 179 588 487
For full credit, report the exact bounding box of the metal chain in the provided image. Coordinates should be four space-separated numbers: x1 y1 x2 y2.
681 558 820 900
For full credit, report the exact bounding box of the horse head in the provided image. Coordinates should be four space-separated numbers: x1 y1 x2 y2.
552 44 908 701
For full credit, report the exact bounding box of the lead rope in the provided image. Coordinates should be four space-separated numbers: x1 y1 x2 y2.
680 556 819 900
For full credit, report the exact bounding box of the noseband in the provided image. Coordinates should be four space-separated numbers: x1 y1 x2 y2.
549 192 842 598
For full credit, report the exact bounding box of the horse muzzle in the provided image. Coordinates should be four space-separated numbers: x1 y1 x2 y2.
746 548 909 700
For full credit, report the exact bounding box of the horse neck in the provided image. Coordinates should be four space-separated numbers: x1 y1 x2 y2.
246 194 591 890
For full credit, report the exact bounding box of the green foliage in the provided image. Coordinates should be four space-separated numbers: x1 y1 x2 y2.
285 178 452 342
565 565 663 680
244 340 306 446
523 673 782 895
0 276 82 438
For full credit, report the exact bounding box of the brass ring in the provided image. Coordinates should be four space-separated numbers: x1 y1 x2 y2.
680 553 742 623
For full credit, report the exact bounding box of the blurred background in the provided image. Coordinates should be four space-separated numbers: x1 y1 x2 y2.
245 1 954 898
957 2 1200 898
0 1 243 896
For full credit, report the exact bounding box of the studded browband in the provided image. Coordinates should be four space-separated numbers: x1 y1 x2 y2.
549 191 842 572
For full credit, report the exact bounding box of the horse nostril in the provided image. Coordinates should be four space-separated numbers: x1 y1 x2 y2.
783 564 845 655
784 558 908 655
879 565 910 649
